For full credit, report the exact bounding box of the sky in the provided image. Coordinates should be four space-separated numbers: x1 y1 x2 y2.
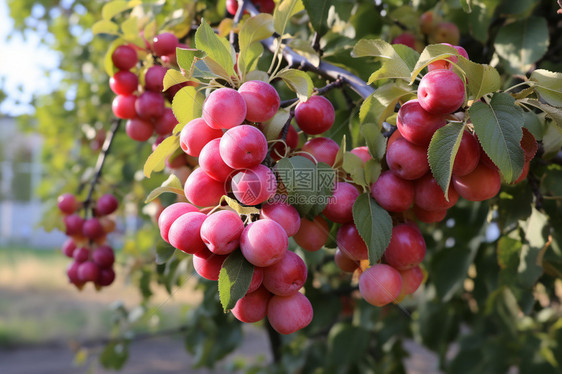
0 0 62 116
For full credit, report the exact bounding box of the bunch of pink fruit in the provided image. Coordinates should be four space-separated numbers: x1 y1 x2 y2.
58 193 119 290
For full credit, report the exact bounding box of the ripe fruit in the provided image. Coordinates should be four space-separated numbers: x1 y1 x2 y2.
73 247 90 263
417 69 465 115
429 22 460 45
152 32 179 56
238 80 280 123
231 164 277 206
385 138 430 180
294 96 335 135
521 127 538 162
262 251 307 296
301 137 339 165
370 171 414 213
144 65 167 92
267 292 313 334
452 162 501 201
293 216 330 252
396 99 446 146
419 10 437 35
452 131 481 177
77 261 101 283
413 205 448 223
184 168 226 207
109 70 138 95
135 91 165 120
349 146 371 164
58 193 80 214
399 266 424 296
240 219 288 267
96 194 119 215
359 264 402 307
154 108 177 135
179 118 223 157
112 95 137 119
260 202 301 237
62 238 77 258
231 286 272 323
392 33 417 49
125 117 153 142
336 223 368 261
334 249 358 273
248 267 264 293
112 45 137 70
97 268 116 287
414 172 459 211
200 210 244 255
192 253 227 281
322 182 359 223
220 125 268 169
64 214 85 236
383 223 426 270
83 218 105 240
202 88 247 130
198 138 235 182
92 245 115 268
158 202 199 242
167 212 207 255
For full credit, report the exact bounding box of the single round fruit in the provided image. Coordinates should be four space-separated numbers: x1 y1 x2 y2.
57 193 80 214
231 164 277 206
336 223 368 261
202 88 247 130
260 202 301 237
109 70 138 95
152 32 179 56
64 214 85 236
200 210 244 255
392 32 417 49
144 65 167 92
154 108 177 135
521 127 538 162
192 253 227 281
267 292 313 335
452 131 481 177
184 168 226 207
386 138 430 180
238 80 280 123
334 248 358 273
359 264 402 307
417 69 465 114
97 268 116 287
96 194 119 216
248 267 264 294
322 182 359 223
126 117 153 142
199 138 235 182
293 216 329 252
295 96 335 135
452 162 501 201
158 202 199 243
77 261 101 283
112 95 137 119
399 266 424 296
83 218 105 240
370 171 414 213
73 247 90 263
301 137 339 165
112 45 137 70
231 285 272 323
262 251 307 296
240 219 288 267
429 21 460 45
414 173 459 211
179 118 223 157
396 99 446 146
413 205 447 223
349 146 371 164
62 238 77 258
92 245 115 268
383 223 426 270
135 91 165 120
220 125 268 169
168 212 207 255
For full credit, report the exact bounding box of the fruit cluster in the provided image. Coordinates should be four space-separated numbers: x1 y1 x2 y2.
58 193 119 289
359 45 538 306
109 32 193 148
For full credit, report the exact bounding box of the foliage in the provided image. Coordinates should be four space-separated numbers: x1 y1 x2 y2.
6 0 562 373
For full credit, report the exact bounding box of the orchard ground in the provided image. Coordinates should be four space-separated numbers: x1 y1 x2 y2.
0 246 440 373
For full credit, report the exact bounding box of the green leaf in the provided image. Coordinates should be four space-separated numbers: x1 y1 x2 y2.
263 108 290 140
162 69 189 92
327 323 370 372
276 69 313 101
494 16 549 73
456 57 501 100
155 241 176 265
143 136 179 178
120 16 138 37
302 0 335 37
171 86 204 128
460 0 472 13
102 0 136 20
361 123 386 160
218 251 254 312
469 0 501 43
519 98 562 128
277 156 335 219
238 42 265 78
470 93 525 182
100 342 129 370
144 174 184 203
92 20 120 36
273 0 304 35
342 153 367 187
351 39 414 83
428 122 466 197
530 69 562 108
410 44 459 83
222 196 261 216
518 208 548 287
352 193 392 265
239 14 275 52
176 48 207 79
365 159 381 185
359 83 413 126
195 20 235 77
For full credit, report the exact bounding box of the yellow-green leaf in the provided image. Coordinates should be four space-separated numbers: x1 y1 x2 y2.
410 44 459 83
222 196 261 216
276 68 313 101
273 0 304 35
195 20 235 77
162 69 189 92
92 20 120 36
144 136 179 178
530 69 562 108
171 86 204 128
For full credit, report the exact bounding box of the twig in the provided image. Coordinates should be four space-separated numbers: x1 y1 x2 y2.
229 0 248 51
279 77 347 108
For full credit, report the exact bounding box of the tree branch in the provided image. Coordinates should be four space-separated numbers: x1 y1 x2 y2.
244 4 374 100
